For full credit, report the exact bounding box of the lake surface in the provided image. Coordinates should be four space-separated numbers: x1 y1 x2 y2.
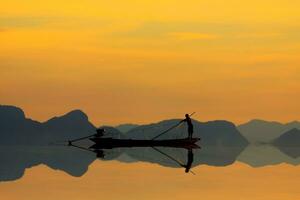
1 144 300 200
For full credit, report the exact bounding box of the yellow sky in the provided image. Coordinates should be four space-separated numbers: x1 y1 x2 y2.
1 162 300 200
1 0 300 125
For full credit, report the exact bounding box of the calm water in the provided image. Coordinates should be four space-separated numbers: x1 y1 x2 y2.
1 144 300 200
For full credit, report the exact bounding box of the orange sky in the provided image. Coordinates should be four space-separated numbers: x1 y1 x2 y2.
1 161 300 200
1 0 300 125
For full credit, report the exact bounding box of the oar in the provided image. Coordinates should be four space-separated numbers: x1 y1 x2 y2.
151 112 196 140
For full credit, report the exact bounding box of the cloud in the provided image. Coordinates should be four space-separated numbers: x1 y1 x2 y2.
0 17 55 29
111 21 226 40
167 32 220 40
235 32 282 39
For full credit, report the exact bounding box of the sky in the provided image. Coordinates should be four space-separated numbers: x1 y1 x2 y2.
1 0 300 125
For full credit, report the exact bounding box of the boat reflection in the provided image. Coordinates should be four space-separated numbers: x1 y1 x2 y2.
70 141 198 174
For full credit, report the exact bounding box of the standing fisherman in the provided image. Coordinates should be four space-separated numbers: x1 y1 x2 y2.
183 114 193 139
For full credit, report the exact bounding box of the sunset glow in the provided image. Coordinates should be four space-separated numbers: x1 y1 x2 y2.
1 0 300 125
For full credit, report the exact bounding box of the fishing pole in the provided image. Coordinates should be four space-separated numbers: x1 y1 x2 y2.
151 112 196 140
151 122 183 140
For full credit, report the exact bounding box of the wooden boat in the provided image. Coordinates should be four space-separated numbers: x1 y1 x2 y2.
89 137 200 149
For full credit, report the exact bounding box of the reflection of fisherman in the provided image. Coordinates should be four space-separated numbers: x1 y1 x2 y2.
95 128 105 137
182 149 194 173
94 149 105 158
183 114 193 139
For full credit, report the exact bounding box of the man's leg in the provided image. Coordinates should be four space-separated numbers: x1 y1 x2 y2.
188 128 192 139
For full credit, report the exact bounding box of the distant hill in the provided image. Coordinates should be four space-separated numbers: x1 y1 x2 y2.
273 128 300 147
115 123 139 133
126 119 248 146
237 119 300 143
42 110 96 142
0 105 95 145
272 128 300 158
0 105 43 144
1 105 249 146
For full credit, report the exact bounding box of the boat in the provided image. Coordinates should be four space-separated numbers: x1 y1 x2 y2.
68 137 198 174
89 137 200 149
67 113 200 150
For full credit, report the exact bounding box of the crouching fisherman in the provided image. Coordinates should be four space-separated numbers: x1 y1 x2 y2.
68 128 106 146
95 128 106 138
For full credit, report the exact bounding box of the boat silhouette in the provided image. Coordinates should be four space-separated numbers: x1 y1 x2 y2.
89 137 200 149
68 113 200 150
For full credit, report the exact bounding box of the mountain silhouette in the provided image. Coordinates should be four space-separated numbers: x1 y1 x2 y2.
42 110 96 142
0 105 248 146
115 123 139 133
0 105 42 144
126 119 248 146
272 128 300 158
3 104 300 182
0 105 95 145
273 128 300 146
238 119 300 143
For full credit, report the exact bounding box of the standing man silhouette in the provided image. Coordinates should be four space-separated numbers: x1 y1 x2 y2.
183 114 194 139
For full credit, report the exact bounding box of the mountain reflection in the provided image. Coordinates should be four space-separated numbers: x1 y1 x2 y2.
238 145 300 167
0 145 95 182
3 138 300 182
0 140 248 182
0 142 300 181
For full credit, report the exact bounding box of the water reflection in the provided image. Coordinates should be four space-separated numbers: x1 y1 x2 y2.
0 145 95 182
0 140 248 182
2 140 300 182
0 137 300 181
238 144 300 167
